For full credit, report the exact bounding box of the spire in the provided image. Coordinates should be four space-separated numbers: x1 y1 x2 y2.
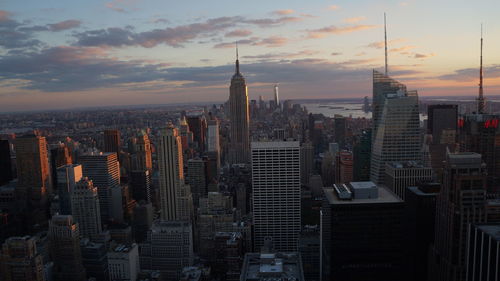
384 12 388 76
235 41 240 74
478 24 485 114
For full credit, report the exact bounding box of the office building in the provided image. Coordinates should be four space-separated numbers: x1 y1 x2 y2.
130 170 151 203
384 161 433 200
103 129 121 157
57 164 83 215
207 117 221 176
321 182 405 280
80 239 108 281
298 226 320 281
251 141 301 251
406 183 440 281
186 115 207 153
0 139 13 186
370 71 421 184
334 116 347 148
157 124 193 221
108 244 139 281
430 152 488 281
228 51 250 164
336 150 353 184
15 134 51 203
428 104 458 144
131 132 153 172
140 220 194 281
132 202 153 243
186 158 207 207
70 177 102 239
240 248 305 281
0 236 45 281
300 142 314 185
48 215 86 281
466 224 500 281
353 129 372 181
80 152 120 223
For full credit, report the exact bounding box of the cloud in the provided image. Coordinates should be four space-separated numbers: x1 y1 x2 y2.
366 38 406 49
307 24 377 39
225 29 252 37
105 0 138 13
214 36 287 48
343 16 366 24
243 50 318 60
244 16 302 27
414 53 435 59
355 52 366 56
48 20 81 31
438 65 500 81
0 10 10 22
399 2 409 6
390 45 416 53
328 5 340 10
273 9 295 15
331 52 342 56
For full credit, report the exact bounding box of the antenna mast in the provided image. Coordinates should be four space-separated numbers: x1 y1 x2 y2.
384 13 388 75
478 24 485 114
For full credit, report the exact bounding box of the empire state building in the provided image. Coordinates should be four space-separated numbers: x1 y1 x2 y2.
228 50 250 164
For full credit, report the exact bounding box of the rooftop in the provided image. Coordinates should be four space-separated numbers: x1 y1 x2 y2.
241 252 304 281
475 224 500 240
324 184 402 205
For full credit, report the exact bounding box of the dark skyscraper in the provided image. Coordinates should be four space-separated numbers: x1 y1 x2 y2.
187 115 207 154
430 152 488 281
103 129 121 157
353 129 371 181
0 236 45 281
465 224 500 281
334 116 346 148
0 139 13 186
428 104 458 144
228 49 250 164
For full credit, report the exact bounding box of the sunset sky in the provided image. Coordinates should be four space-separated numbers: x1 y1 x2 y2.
1 0 500 111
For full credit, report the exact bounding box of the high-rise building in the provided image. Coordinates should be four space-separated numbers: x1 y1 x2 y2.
80 152 120 223
0 236 45 281
298 226 320 281
430 152 488 281
300 142 314 185
321 182 405 280
336 150 353 184
132 202 153 243
80 239 108 281
384 161 433 200
70 177 102 239
207 117 220 176
107 244 139 281
130 133 153 172
228 51 250 164
251 141 301 251
57 164 83 215
15 134 51 203
187 115 207 154
48 215 87 281
334 116 347 148
428 104 458 144
103 129 121 157
458 114 500 192
353 129 372 181
0 139 13 186
139 220 194 281
157 124 192 221
129 170 151 203
213 232 244 281
274 84 280 109
370 71 421 184
465 224 500 281
186 158 207 207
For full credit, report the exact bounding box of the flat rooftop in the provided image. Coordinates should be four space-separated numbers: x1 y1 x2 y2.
324 185 402 205
475 224 500 240
241 252 304 281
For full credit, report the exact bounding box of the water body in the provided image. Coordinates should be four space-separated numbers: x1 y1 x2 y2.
303 102 371 119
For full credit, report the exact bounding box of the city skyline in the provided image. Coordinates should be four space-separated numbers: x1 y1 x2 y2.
1 0 500 111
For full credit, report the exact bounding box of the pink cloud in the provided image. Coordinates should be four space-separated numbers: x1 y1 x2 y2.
225 29 253 37
0 10 10 22
48 20 81 31
273 9 295 15
343 16 366 24
328 5 340 10
307 24 377 39
366 38 406 49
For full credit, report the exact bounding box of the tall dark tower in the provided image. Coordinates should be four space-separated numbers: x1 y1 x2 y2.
477 25 485 114
103 129 121 158
228 46 250 164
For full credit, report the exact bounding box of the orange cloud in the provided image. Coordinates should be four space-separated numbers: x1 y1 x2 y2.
225 29 252 37
273 9 295 15
343 16 366 24
328 5 340 10
366 38 406 49
390 45 416 53
307 24 377 39
414 53 436 59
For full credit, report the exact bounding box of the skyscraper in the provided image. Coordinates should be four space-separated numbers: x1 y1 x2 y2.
206 117 221 177
251 141 301 251
370 70 421 184
48 215 87 281
428 104 458 144
130 132 152 172
0 139 13 186
157 124 193 221
353 129 372 181
274 84 280 109
70 177 102 239
103 129 121 157
186 115 207 154
186 158 207 207
15 134 51 203
0 236 45 281
57 164 83 215
430 152 488 281
228 50 250 164
334 116 347 148
80 152 120 223
465 224 500 281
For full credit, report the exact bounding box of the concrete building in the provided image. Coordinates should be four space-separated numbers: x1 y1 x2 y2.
300 142 314 185
80 152 121 223
48 215 86 281
240 249 305 281
466 224 500 281
130 133 152 172
80 238 108 281
103 129 121 158
186 115 207 153
251 141 301 252
57 164 83 215
70 177 102 239
0 139 13 186
228 51 250 164
139 220 194 281
0 236 45 281
384 161 433 200
157 124 193 221
430 152 488 281
108 244 139 281
336 150 353 184
207 117 221 177
353 129 372 181
321 182 405 280
186 158 207 207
